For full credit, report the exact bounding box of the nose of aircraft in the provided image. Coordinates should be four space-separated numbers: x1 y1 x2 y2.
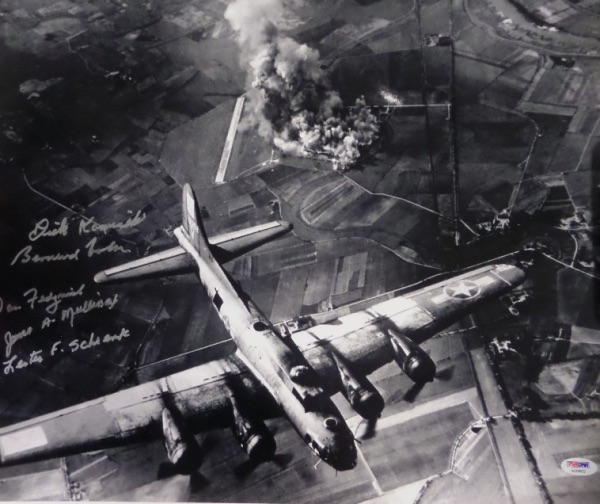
329 439 358 471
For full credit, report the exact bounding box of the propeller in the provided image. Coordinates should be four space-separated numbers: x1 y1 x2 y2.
384 362 455 405
354 417 378 441
189 435 218 494
189 472 211 494
434 364 454 382
156 462 210 494
233 452 293 480
402 381 426 403
156 434 216 492
354 361 456 442
403 364 455 403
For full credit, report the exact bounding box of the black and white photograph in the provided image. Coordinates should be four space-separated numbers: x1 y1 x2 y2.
0 0 598 502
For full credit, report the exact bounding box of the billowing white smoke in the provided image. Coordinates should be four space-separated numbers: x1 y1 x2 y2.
225 0 379 169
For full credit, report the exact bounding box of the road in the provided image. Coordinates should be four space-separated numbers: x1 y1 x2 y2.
462 0 600 57
466 342 546 504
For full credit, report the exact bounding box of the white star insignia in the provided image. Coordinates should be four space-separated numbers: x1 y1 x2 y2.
445 281 480 299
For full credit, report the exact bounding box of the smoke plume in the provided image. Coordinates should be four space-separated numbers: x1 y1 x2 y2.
225 0 379 169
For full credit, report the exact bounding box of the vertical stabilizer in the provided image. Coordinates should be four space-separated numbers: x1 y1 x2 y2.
181 183 210 258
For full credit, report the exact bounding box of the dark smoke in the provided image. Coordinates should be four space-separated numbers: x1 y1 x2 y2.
225 0 379 170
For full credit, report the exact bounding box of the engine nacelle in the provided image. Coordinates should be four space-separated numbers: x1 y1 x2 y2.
332 353 384 420
230 394 276 463
390 332 436 384
161 407 202 474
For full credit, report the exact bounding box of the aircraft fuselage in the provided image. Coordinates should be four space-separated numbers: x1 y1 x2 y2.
174 226 357 470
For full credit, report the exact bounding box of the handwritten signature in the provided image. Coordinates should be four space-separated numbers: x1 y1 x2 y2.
61 293 119 327
0 297 22 314
85 237 130 257
10 245 80 265
2 288 121 359
3 328 131 375
27 211 146 242
4 327 33 358
10 238 130 266
28 217 69 242
13 210 143 266
78 210 146 235
23 284 85 314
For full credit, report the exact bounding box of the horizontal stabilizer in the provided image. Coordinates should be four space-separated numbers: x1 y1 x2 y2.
211 220 292 262
94 220 292 284
94 246 193 284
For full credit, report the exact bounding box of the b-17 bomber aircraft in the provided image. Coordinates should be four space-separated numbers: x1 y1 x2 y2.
0 184 527 474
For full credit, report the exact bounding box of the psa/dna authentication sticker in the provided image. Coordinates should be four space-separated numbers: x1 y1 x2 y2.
560 458 597 476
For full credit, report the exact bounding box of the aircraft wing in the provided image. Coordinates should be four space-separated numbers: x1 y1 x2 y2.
0 262 525 468
0 356 267 467
401 262 526 341
292 263 526 380
210 220 292 261
94 220 291 284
